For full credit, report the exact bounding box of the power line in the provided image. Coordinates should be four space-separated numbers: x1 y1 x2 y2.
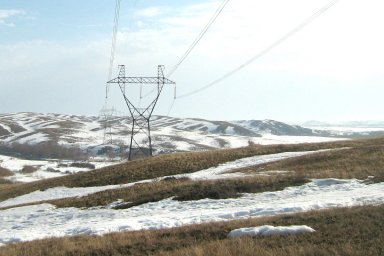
165 0 230 116
176 0 339 99
166 98 176 116
167 0 230 78
102 0 122 145
106 0 122 100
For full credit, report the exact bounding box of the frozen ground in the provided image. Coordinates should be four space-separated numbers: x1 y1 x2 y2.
0 150 383 246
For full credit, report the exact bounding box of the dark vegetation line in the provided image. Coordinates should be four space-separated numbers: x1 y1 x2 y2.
49 175 308 209
0 142 88 161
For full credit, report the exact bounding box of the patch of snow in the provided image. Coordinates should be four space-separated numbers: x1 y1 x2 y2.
225 127 236 135
0 185 122 208
0 179 383 246
180 150 328 180
227 225 315 238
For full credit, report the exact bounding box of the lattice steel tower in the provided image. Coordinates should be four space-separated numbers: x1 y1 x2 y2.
107 65 176 160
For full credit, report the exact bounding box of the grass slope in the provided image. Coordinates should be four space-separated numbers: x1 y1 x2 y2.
243 144 384 182
0 139 358 202
50 175 308 209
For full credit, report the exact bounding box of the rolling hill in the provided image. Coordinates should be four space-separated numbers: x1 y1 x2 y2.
0 112 370 158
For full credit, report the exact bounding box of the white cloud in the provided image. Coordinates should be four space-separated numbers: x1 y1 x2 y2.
0 9 26 27
2 0 384 121
124 0 384 85
135 7 164 18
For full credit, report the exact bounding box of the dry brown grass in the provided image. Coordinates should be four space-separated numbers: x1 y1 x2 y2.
0 139 355 202
0 167 13 186
49 175 307 209
0 179 13 186
243 144 384 182
20 165 39 174
48 137 384 210
2 137 383 208
0 205 382 256
0 167 13 177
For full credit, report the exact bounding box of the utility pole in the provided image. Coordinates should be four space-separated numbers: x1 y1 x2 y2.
107 65 176 160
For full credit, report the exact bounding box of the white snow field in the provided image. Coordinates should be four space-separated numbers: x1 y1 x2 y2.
227 225 315 238
0 149 384 246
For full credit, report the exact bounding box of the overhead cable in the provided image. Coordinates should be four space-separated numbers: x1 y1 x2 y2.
176 0 339 99
106 0 122 100
167 0 230 78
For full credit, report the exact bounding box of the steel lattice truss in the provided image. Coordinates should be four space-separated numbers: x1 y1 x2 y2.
107 65 176 160
107 76 176 85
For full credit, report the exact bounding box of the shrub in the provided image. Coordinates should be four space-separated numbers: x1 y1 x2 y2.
0 141 88 160
0 166 13 177
20 165 39 174
70 162 96 169
0 178 12 185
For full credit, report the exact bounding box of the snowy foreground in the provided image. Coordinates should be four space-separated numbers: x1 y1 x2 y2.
1 151 384 246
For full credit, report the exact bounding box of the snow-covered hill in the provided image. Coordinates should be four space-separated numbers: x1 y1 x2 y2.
0 112 350 157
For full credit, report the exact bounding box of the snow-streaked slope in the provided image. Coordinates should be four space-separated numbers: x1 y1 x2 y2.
0 150 325 208
0 113 347 157
0 178 383 246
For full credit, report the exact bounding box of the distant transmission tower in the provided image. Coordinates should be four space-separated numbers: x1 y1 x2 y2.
99 106 115 144
107 65 176 160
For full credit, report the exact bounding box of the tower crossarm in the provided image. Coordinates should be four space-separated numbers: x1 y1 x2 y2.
107 77 176 85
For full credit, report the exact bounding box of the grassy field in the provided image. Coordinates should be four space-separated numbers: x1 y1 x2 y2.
0 138 373 203
0 137 383 255
0 139 354 202
241 144 384 182
50 175 308 209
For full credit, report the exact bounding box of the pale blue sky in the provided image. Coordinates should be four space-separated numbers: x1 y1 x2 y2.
1 0 383 122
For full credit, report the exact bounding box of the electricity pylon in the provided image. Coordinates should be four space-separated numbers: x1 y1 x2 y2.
99 106 115 145
107 65 176 160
